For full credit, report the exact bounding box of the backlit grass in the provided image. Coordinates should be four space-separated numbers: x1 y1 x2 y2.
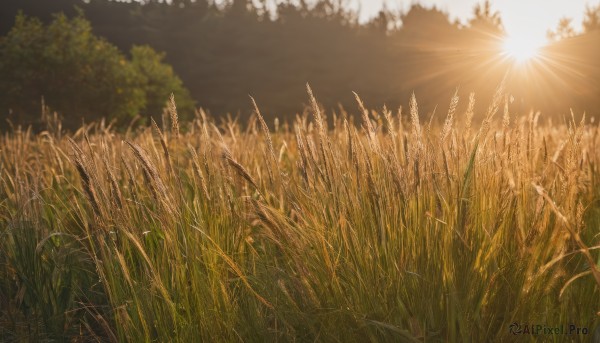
1 87 599 341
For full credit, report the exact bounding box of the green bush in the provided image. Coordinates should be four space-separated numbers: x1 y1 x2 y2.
130 45 195 122
0 13 194 128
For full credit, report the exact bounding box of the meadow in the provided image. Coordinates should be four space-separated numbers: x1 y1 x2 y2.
1 86 599 341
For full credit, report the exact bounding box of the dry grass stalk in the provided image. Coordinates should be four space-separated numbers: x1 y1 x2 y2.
250 96 276 163
151 118 174 176
382 105 396 142
441 91 459 143
409 94 420 135
74 157 102 217
502 95 510 131
295 127 310 185
168 93 180 139
410 93 423 153
306 85 333 184
188 144 211 201
464 92 476 138
125 140 170 206
120 155 139 203
68 139 102 217
101 146 123 209
222 148 260 191
353 92 374 136
306 84 326 142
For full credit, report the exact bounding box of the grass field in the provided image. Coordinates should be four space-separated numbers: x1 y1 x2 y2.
1 88 599 341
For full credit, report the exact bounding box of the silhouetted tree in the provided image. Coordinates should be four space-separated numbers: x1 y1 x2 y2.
547 17 577 41
399 5 457 41
583 4 600 32
367 3 399 34
469 0 503 35
1 0 600 126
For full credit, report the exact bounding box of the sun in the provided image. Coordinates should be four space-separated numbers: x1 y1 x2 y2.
502 34 545 63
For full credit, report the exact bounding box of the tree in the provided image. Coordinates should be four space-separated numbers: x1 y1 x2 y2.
0 13 144 127
583 4 600 33
0 13 194 129
547 17 577 41
468 0 504 35
399 4 456 40
226 0 254 18
130 45 195 121
367 4 399 34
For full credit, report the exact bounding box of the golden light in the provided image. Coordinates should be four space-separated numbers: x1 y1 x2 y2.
501 34 545 63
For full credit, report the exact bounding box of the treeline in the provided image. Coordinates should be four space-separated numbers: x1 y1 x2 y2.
1 0 600 125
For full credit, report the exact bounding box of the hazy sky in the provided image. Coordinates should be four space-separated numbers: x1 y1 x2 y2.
353 0 593 41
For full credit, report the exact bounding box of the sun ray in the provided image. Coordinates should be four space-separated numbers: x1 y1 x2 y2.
502 34 545 63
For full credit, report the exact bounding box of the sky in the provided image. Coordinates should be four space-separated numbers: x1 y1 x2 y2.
353 0 593 42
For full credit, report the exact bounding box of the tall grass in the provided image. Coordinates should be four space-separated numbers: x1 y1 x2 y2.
1 88 599 341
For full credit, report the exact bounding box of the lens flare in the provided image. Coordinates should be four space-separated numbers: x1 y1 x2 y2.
502 34 544 63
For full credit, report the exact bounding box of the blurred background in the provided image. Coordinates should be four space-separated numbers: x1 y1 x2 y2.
1 0 599 129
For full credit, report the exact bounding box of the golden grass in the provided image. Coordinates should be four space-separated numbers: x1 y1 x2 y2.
1 88 599 341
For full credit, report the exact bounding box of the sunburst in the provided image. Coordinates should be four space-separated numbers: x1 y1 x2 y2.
502 34 545 63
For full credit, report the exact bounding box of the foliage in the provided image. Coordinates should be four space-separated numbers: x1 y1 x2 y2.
583 4 600 33
130 45 195 121
468 0 504 34
0 13 144 127
0 91 599 341
399 5 457 40
2 0 599 124
0 13 194 129
547 17 577 41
